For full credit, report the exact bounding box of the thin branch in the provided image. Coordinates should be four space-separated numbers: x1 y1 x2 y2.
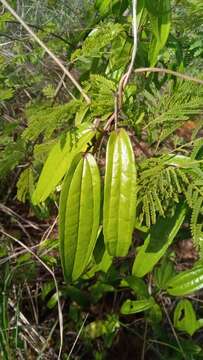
0 0 91 104
124 0 138 88
67 313 89 360
52 72 66 104
141 321 148 360
103 67 203 133
107 0 138 129
118 0 137 109
134 67 203 85
6 20 72 45
161 300 186 360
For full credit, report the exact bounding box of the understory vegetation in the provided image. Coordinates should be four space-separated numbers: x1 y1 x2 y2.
0 0 203 359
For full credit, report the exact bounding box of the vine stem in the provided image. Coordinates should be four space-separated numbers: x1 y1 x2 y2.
118 0 138 111
105 0 137 131
0 0 91 104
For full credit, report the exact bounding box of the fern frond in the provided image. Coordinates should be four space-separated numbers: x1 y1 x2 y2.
143 194 151 227
0 140 25 180
22 99 82 141
149 191 156 224
190 197 203 252
83 74 116 118
170 168 182 193
16 167 34 203
143 81 203 143
138 152 203 253
191 138 203 161
71 22 124 61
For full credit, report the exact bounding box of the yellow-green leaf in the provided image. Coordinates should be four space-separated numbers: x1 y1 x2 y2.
167 265 203 296
173 299 200 336
121 298 155 315
132 203 186 277
146 0 171 66
32 124 95 204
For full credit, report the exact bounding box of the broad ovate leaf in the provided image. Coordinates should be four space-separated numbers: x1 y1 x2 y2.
167 265 203 296
132 203 186 277
59 153 101 282
173 299 201 336
103 129 137 257
121 298 155 315
32 124 95 204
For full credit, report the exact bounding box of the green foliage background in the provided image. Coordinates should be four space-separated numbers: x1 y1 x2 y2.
0 0 203 359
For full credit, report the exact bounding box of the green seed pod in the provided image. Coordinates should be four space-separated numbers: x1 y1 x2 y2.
103 129 137 257
59 153 101 281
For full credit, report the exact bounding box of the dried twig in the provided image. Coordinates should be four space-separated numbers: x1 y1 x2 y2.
67 314 89 360
161 300 186 360
0 229 63 360
0 0 91 104
53 72 66 102
141 321 148 360
134 67 203 85
0 204 40 230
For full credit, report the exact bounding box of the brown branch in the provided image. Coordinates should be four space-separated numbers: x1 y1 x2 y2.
118 0 137 110
107 0 137 130
0 0 91 104
134 67 203 85
104 64 203 132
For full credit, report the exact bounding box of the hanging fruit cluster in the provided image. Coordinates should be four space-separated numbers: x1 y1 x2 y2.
59 128 137 282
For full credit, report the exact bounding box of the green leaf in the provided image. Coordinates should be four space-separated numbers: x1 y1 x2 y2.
23 100 82 141
103 129 137 257
90 282 114 303
65 286 89 307
120 297 155 315
166 154 203 169
0 12 13 31
41 281 55 301
167 264 203 296
32 124 95 204
173 299 201 336
0 88 14 101
95 0 129 17
147 303 162 323
84 315 120 341
84 249 113 279
59 153 101 281
120 276 149 297
72 23 124 61
146 0 171 66
154 258 175 289
132 203 186 277
16 167 34 203
47 291 61 309
137 0 148 29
